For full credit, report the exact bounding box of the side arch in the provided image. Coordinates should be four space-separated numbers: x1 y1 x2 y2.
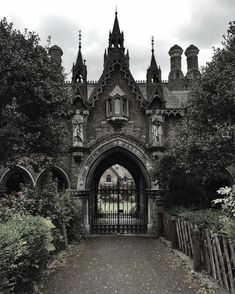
225 165 235 185
35 165 70 190
0 165 35 193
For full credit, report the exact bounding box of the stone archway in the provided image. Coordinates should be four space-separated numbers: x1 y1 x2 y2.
36 166 70 190
77 137 154 234
86 147 151 191
0 166 35 194
77 137 152 191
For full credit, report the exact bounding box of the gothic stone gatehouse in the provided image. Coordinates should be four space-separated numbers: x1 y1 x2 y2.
0 12 202 234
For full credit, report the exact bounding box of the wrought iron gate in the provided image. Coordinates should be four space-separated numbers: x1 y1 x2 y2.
90 185 147 234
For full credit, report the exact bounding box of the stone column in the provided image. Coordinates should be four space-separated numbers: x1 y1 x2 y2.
147 196 153 234
72 189 91 234
151 190 165 238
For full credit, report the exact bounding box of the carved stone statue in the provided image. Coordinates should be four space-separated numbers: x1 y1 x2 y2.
152 110 163 145
72 110 84 147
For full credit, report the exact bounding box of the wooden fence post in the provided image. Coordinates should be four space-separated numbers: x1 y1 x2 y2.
192 229 201 272
170 218 178 249
157 211 163 237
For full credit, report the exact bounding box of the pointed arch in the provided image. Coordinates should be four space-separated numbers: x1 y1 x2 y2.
225 165 235 185
76 137 152 190
36 165 70 190
0 165 35 193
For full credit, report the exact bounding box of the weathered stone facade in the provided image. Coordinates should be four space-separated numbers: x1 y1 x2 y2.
68 12 200 190
0 12 202 234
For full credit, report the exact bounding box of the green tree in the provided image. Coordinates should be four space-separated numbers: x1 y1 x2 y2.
155 21 235 203
0 18 69 167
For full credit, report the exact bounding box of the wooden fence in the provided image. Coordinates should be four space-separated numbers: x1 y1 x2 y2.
160 212 235 294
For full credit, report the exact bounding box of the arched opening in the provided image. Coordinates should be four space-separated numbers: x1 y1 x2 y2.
97 164 136 219
151 95 163 111
86 147 150 234
36 166 70 191
1 166 34 194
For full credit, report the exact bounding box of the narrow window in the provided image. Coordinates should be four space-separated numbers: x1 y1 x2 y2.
108 99 112 114
106 98 112 117
106 175 111 182
123 98 127 115
114 98 121 114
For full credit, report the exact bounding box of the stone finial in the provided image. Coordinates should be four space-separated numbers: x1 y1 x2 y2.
151 36 154 53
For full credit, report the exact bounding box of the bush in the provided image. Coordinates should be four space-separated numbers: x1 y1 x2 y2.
0 187 34 223
223 218 235 239
0 173 85 248
0 214 54 293
31 177 84 246
213 185 235 218
212 185 235 238
168 207 223 232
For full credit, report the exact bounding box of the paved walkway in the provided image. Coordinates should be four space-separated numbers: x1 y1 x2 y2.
42 236 221 294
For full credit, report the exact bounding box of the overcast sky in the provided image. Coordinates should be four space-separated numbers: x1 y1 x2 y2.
1 0 235 81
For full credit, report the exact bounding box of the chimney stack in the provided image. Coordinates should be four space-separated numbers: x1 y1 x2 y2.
168 44 185 90
185 44 200 83
169 44 183 71
185 44 199 71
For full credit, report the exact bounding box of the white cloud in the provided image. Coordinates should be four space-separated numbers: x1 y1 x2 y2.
1 0 234 80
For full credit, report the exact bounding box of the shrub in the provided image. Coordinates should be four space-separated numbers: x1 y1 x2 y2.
168 207 223 232
0 214 54 293
31 177 84 246
213 185 235 218
0 186 34 223
212 185 235 238
223 218 235 239
0 173 85 248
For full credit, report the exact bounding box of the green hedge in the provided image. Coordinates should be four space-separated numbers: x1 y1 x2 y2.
168 207 223 232
0 180 85 250
0 214 55 293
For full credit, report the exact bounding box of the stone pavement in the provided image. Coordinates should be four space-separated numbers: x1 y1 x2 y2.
42 236 223 294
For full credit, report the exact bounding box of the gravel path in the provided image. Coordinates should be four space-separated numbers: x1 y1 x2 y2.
42 236 222 294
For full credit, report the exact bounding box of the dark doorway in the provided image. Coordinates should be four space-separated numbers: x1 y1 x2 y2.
87 149 149 234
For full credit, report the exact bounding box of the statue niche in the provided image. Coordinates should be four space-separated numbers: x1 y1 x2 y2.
72 110 84 147
152 110 163 146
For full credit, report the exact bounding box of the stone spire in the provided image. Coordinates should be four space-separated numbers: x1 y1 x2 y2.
147 37 161 84
125 49 130 67
72 30 87 84
108 11 124 52
150 37 158 69
146 37 163 104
